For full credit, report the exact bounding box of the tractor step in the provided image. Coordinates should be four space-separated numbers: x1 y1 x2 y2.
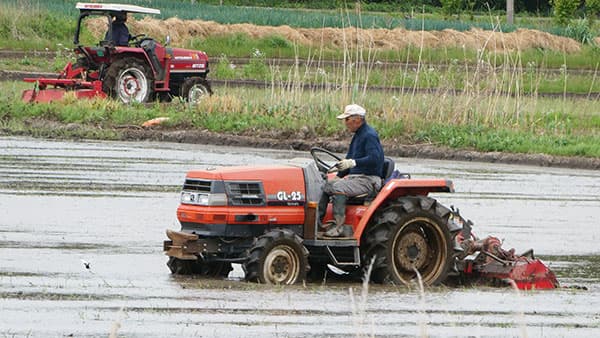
326 245 360 266
303 239 357 247
304 239 360 266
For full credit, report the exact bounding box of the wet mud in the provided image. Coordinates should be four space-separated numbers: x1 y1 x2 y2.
0 136 599 337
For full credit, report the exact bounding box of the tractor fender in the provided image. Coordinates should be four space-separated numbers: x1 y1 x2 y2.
110 49 157 77
353 178 454 243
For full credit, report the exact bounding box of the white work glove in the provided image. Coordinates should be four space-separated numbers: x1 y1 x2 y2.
335 159 356 171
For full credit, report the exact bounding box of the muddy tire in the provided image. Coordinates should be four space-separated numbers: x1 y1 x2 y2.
362 196 459 286
306 261 329 283
203 261 233 277
167 257 232 278
180 77 212 104
103 57 154 103
243 229 309 285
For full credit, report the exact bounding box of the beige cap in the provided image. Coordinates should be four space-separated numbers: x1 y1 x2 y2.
337 104 366 119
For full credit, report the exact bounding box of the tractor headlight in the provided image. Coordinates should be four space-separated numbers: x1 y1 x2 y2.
181 191 227 206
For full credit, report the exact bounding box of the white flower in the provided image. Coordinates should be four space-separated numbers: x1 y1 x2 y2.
252 48 263 58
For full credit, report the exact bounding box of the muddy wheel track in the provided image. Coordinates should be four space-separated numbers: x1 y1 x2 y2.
2 70 599 99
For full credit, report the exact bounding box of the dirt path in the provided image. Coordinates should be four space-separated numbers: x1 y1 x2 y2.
124 128 600 170
7 118 597 170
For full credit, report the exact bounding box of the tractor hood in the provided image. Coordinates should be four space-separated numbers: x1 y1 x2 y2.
185 165 308 205
186 165 303 181
181 160 322 205
168 48 209 74
177 163 322 232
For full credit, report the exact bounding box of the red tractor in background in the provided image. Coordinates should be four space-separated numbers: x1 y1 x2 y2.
164 148 559 290
22 3 211 104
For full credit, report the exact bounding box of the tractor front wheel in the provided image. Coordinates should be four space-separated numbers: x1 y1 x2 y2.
181 77 212 105
103 57 154 103
243 229 309 285
363 196 456 286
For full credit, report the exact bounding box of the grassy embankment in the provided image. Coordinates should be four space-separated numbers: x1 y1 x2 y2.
0 1 599 158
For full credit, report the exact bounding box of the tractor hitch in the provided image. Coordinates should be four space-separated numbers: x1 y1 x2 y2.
164 229 200 260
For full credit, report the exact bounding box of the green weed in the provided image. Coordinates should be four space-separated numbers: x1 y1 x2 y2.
214 55 237 79
242 49 269 79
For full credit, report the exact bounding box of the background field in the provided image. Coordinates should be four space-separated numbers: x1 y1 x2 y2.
0 0 598 159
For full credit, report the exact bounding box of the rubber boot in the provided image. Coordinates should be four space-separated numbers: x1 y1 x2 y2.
325 194 347 237
332 194 347 226
318 193 329 222
317 194 337 232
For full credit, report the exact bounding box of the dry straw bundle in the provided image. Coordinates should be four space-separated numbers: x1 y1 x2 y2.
86 17 582 53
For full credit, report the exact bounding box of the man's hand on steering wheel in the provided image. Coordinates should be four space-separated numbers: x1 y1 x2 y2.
310 147 342 174
128 34 146 46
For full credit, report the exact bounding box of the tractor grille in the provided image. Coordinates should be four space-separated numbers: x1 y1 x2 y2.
226 182 265 206
228 182 261 195
183 179 211 192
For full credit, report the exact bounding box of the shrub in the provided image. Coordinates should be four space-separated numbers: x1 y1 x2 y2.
551 0 580 25
214 54 237 79
262 34 291 49
565 18 594 44
242 48 269 79
440 0 464 17
587 0 600 13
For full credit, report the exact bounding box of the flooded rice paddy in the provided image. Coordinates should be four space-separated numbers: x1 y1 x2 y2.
1 136 599 337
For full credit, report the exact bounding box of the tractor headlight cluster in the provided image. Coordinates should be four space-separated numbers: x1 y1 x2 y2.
180 191 227 206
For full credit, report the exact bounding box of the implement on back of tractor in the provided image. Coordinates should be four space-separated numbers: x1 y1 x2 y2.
163 147 558 289
22 2 212 104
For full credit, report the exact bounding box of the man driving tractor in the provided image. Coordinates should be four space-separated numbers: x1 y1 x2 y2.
318 104 385 237
105 12 131 46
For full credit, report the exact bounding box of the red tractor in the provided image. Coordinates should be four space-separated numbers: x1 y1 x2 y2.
22 3 211 104
164 148 559 289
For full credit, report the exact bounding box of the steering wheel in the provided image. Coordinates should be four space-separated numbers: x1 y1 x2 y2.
310 147 341 174
129 34 148 46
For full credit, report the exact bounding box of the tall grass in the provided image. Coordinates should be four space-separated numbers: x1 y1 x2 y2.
246 15 599 159
349 259 375 337
3 77 598 158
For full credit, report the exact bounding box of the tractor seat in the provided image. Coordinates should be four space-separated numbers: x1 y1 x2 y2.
346 157 397 205
381 156 395 181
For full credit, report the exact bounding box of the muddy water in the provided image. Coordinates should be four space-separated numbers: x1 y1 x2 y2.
1 136 599 337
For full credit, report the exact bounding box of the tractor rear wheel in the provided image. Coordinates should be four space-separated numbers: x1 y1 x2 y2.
103 57 154 103
363 196 458 286
243 229 309 285
181 77 212 104
167 257 232 278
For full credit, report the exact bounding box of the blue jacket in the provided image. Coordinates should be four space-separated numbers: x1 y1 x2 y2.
340 122 384 177
106 21 130 46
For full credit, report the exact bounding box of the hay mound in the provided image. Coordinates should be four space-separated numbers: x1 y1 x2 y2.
87 17 583 53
